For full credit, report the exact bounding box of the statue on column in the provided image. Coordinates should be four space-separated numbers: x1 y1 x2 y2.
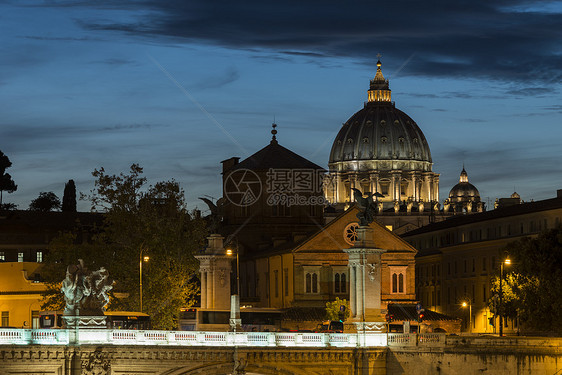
199 197 225 233
352 188 383 226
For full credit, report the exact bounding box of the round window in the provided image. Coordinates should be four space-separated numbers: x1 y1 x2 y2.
344 223 359 245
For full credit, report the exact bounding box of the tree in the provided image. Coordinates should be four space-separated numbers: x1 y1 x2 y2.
62 179 77 212
0 150 17 207
41 164 207 330
325 297 350 322
29 192 61 212
490 226 562 333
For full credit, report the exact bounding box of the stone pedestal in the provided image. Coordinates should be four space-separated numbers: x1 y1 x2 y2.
195 234 233 310
230 294 242 332
63 315 107 329
344 226 386 332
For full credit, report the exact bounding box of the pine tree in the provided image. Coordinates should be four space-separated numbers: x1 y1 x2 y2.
62 179 77 212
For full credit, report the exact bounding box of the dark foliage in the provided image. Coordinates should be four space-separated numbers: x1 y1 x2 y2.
0 150 17 207
29 192 61 212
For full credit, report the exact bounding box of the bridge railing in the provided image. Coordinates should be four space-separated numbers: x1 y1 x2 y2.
0 328 446 348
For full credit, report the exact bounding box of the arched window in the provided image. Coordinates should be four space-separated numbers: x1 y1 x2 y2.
390 266 407 294
334 273 341 293
334 272 347 294
305 270 320 294
312 273 318 293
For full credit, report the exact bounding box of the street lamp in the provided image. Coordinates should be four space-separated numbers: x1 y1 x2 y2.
225 247 240 298
139 250 150 313
226 239 241 332
462 301 472 334
499 257 511 337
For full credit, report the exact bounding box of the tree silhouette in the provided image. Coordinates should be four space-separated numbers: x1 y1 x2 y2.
62 179 77 212
0 151 17 207
29 192 61 212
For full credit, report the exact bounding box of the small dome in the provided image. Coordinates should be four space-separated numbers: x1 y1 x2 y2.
448 167 481 203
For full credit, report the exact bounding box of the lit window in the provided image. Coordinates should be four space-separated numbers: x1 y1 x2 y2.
390 266 407 294
32 311 39 329
18 252 24 262
0 252 4 261
36 251 43 263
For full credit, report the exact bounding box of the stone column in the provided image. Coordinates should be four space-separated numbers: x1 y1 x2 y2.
345 226 387 332
201 270 207 309
349 265 356 318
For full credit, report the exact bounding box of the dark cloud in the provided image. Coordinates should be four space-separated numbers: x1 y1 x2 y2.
68 0 562 84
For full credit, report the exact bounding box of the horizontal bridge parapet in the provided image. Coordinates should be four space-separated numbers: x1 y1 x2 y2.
0 328 452 348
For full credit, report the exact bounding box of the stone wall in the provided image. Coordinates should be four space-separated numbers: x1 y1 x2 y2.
1 336 561 374
388 336 562 375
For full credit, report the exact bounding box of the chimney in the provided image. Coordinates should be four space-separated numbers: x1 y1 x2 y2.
221 157 240 174
557 189 562 199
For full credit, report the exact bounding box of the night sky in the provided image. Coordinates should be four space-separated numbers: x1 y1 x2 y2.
1 0 561 213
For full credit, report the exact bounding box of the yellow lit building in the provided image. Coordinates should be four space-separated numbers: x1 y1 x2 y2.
0 262 46 328
402 192 562 334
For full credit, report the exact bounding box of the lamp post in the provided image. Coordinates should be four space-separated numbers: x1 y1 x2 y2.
139 250 150 313
462 301 472 334
226 238 241 332
225 247 240 298
499 257 511 337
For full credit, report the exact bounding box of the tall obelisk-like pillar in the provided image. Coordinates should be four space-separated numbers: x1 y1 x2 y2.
344 225 386 332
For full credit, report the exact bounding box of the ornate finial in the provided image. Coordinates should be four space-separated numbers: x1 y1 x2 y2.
271 122 278 143
376 53 382 60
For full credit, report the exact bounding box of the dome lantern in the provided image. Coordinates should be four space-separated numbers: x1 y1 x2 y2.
367 59 391 103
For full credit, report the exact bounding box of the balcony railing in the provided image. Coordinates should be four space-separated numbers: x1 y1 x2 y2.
0 328 446 348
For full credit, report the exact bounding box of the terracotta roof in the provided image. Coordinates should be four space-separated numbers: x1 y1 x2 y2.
230 140 324 171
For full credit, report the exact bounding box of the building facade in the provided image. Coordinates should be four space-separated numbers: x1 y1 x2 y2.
402 191 562 334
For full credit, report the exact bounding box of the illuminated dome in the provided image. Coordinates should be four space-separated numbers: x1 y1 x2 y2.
448 168 480 203
329 61 432 169
326 60 439 207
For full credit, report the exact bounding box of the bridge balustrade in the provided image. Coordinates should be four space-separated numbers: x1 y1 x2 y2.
0 328 447 348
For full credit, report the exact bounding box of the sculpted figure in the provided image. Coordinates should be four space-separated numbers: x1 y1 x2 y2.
61 260 113 316
351 188 383 226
